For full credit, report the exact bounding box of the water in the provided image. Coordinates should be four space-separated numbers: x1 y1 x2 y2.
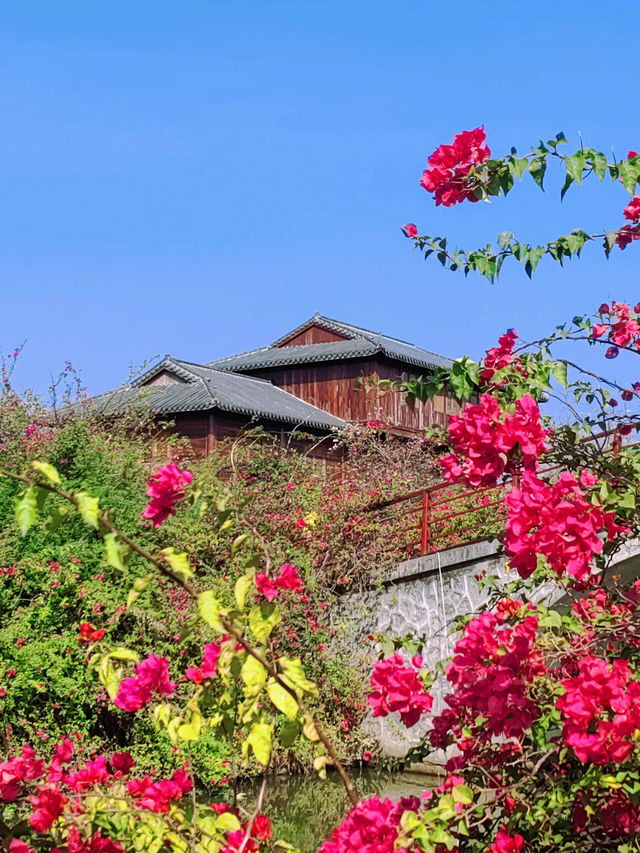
238 767 442 853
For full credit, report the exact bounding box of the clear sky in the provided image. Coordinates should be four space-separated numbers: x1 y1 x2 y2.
1 0 639 396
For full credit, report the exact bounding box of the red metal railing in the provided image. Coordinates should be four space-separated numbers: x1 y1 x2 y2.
364 426 638 561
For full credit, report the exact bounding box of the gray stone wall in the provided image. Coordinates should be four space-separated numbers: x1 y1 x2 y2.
334 539 640 758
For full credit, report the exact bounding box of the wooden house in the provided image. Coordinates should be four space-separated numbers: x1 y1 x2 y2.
92 314 456 459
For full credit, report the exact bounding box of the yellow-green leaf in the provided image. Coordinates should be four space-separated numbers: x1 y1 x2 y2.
198 590 224 632
15 487 38 535
278 657 317 697
313 754 328 780
178 710 203 741
76 492 100 528
160 547 194 583
242 655 268 696
215 812 241 833
31 460 61 484
267 680 298 720
104 532 126 571
234 573 254 610
248 603 281 643
245 722 272 766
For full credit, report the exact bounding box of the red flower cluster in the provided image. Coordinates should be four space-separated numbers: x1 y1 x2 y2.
0 745 45 801
77 621 105 644
140 463 193 527
487 827 525 852
616 196 640 249
0 741 136 847
420 127 491 206
368 653 433 728
504 471 626 580
557 656 640 764
430 608 544 756
319 794 421 853
222 814 272 853
185 641 221 684
127 767 192 813
255 563 302 602
441 394 548 488
114 653 176 712
479 329 525 384
592 301 640 360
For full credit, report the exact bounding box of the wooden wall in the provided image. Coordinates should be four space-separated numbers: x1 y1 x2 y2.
276 325 346 347
172 412 344 467
245 357 460 434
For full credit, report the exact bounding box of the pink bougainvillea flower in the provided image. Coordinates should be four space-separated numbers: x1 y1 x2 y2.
28 786 68 832
9 841 36 853
440 393 548 489
140 463 193 527
0 745 45 801
185 642 221 683
623 195 640 222
276 563 302 592
558 656 640 764
400 223 418 238
421 126 491 207
114 654 175 712
127 766 192 813
504 470 627 581
368 654 433 728
487 826 525 852
605 345 620 358
255 572 278 602
319 794 421 853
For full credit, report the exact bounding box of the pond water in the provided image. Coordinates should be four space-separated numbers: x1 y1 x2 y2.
238 767 442 853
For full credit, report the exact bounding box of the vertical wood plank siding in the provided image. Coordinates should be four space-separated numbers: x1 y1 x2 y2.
247 357 459 433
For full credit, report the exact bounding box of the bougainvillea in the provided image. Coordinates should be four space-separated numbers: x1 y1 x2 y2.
140 462 193 527
440 393 547 488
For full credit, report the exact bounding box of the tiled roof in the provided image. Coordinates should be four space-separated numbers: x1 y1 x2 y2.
89 357 345 431
207 313 454 372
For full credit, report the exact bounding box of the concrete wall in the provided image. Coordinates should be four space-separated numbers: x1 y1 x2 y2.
336 539 640 758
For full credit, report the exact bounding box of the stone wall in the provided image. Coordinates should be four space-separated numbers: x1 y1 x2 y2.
334 538 640 758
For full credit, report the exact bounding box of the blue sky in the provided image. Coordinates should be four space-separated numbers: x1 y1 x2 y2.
1 0 639 396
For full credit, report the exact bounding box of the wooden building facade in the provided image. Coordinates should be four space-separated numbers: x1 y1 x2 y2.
93 314 457 460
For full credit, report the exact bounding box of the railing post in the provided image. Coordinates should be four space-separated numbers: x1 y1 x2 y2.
613 427 622 457
420 490 430 555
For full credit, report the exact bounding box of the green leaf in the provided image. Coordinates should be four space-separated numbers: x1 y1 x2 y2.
452 784 474 805
618 160 640 194
510 157 528 179
278 657 317 697
267 680 299 720
279 719 301 748
108 647 140 662
448 357 479 401
160 547 193 583
245 722 273 766
497 230 514 249
215 812 241 833
618 490 636 510
560 173 574 201
76 492 100 528
198 590 224 632
242 655 268 696
529 156 547 190
104 532 126 571
234 573 254 611
551 361 568 388
592 151 608 180
564 151 586 185
248 602 281 643
31 460 61 484
15 487 38 535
